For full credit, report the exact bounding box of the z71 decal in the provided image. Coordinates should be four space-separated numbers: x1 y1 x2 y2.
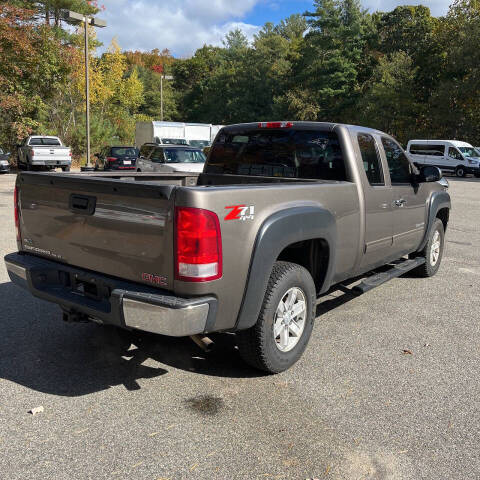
225 205 255 221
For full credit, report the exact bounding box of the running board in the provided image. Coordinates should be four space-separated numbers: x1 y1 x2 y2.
352 258 426 295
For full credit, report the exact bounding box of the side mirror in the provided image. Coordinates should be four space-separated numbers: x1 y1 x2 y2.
419 166 442 183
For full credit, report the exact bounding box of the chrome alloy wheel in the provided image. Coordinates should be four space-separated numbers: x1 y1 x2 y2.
273 287 307 352
430 230 441 266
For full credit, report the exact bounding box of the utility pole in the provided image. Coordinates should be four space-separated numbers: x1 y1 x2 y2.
84 19 90 166
160 75 173 122
63 10 106 170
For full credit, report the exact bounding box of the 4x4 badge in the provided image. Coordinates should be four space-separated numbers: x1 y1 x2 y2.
225 205 255 221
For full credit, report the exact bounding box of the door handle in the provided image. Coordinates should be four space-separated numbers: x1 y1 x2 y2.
69 194 96 215
394 198 407 207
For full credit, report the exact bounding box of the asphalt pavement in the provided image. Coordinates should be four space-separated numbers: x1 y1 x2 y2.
0 173 479 480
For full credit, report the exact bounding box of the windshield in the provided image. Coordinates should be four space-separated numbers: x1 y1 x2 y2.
164 148 206 164
458 147 480 158
111 147 138 157
161 138 188 146
189 140 211 148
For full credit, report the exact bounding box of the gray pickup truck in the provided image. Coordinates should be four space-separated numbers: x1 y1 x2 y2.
5 122 451 373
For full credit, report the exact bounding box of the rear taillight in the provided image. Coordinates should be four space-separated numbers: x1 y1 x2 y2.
258 121 293 128
14 186 20 242
175 207 222 282
106 157 117 162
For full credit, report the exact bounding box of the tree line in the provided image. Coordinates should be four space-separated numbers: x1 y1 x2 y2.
1 0 480 161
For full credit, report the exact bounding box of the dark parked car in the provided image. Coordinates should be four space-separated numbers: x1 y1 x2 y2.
94 146 139 171
0 148 11 173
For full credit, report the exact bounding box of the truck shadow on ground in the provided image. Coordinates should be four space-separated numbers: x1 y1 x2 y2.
0 263 412 397
0 281 266 397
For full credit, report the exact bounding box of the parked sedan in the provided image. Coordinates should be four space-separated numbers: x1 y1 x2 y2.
94 146 139 171
136 145 206 173
0 148 11 173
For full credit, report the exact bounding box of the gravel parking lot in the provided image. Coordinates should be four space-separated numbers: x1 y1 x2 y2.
0 173 479 480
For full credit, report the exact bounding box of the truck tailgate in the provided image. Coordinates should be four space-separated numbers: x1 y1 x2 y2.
32 146 71 162
17 173 176 289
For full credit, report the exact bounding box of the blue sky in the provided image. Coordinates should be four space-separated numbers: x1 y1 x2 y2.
96 0 452 56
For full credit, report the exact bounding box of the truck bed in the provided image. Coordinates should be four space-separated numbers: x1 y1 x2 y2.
16 171 356 303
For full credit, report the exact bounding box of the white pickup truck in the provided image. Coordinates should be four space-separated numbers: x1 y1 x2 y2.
17 136 72 172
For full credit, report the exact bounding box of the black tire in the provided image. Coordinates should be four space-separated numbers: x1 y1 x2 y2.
455 166 466 177
411 218 445 277
236 261 316 374
475 173 480 178
137 169 142 172
61 166 70 172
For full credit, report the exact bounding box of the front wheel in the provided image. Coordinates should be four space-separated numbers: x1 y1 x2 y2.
411 218 445 277
455 166 466 177
236 261 316 374
474 173 480 178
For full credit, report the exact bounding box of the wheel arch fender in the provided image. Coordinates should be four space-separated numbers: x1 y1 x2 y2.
417 191 451 252
235 206 337 331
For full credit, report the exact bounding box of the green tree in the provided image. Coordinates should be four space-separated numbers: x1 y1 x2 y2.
294 0 372 121
356 51 420 142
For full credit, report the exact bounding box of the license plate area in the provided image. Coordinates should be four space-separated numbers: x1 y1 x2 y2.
73 276 99 300
29 267 114 315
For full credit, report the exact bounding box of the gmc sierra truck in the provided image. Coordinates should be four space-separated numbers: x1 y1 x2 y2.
5 122 451 373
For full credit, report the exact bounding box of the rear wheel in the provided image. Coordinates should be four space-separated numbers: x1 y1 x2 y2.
411 218 445 277
236 261 316 374
455 166 466 177
61 166 70 172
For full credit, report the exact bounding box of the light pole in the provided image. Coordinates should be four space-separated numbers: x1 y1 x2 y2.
161 75 173 121
63 10 106 170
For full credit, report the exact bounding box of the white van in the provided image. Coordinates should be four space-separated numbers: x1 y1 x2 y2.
406 140 480 177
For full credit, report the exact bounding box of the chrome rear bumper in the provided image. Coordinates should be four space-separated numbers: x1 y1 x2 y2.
5 253 216 337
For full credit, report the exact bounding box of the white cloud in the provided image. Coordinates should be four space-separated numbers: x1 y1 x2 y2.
96 0 261 55
96 0 454 56
362 0 452 16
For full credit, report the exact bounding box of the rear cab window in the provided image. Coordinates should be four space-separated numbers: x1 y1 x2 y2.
164 149 206 164
29 137 61 146
382 137 413 184
111 147 138 157
206 128 347 180
357 133 384 186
